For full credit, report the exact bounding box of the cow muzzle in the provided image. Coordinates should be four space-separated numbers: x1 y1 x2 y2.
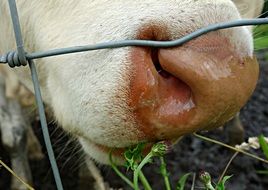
129 33 259 141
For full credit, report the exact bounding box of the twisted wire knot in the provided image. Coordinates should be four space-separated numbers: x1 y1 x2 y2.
0 51 27 68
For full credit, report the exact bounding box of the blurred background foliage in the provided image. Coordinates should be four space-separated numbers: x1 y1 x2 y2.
254 1 268 51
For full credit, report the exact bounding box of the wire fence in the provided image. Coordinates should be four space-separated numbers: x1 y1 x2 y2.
0 0 268 189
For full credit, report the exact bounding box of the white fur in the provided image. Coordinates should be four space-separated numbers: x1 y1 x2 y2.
0 0 264 163
233 0 264 18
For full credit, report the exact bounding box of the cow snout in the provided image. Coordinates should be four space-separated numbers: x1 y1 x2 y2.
129 33 259 141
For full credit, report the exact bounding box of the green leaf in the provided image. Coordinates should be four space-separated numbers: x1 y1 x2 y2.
124 143 146 170
176 173 191 190
258 135 268 160
109 152 135 188
216 175 233 190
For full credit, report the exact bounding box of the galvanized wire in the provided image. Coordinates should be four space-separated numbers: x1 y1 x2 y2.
7 0 27 66
5 0 64 190
1 18 267 63
28 59 63 190
1 18 268 66
0 0 268 190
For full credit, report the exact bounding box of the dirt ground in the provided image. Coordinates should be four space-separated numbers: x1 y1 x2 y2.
0 50 268 190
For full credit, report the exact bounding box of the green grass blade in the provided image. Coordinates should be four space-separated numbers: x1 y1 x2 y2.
254 36 268 50
253 25 268 38
258 135 268 160
256 170 268 175
176 173 191 190
253 25 268 50
216 175 233 190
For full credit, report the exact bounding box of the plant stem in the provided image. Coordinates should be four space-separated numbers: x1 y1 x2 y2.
0 160 34 190
139 171 152 190
109 153 135 189
160 156 171 190
191 173 196 190
133 152 153 190
205 183 216 190
218 152 239 183
193 133 268 164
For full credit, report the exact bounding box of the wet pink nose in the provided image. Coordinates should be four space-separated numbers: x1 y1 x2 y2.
128 33 259 141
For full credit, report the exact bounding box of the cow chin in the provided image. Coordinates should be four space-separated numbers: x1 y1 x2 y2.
79 136 176 165
79 137 134 165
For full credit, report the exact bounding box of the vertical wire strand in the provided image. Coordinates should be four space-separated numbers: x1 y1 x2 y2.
6 0 64 188
7 0 27 66
29 60 64 190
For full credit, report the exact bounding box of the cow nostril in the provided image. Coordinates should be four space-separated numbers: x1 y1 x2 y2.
151 48 171 79
151 48 161 71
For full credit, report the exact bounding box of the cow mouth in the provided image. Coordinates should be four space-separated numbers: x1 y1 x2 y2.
129 33 259 141
81 137 177 163
80 136 159 164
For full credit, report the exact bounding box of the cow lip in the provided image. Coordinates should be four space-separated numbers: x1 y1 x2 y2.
83 137 154 160
85 138 176 159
